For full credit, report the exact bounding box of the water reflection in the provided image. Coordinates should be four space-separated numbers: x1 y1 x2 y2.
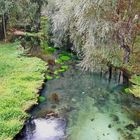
20 117 66 140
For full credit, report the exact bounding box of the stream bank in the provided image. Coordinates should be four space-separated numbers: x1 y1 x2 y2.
0 43 46 140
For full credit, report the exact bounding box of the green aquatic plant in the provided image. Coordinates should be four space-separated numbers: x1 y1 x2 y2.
55 58 63 64
41 41 57 54
55 52 72 64
61 65 69 70
55 76 60 79
44 51 70 82
38 96 46 103
59 55 71 61
53 65 69 80
54 70 59 75
58 69 66 72
46 75 53 80
55 54 71 65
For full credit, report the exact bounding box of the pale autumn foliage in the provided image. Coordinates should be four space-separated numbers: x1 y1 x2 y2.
46 0 140 71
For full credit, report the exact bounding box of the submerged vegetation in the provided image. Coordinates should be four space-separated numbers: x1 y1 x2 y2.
0 43 46 140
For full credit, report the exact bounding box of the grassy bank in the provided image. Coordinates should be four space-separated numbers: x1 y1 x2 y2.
0 43 46 140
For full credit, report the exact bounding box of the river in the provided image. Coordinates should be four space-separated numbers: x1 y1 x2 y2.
16 66 140 140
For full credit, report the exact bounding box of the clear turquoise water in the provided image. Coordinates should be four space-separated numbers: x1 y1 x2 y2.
19 67 140 140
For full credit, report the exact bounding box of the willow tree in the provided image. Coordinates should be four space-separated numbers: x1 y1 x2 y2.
46 0 140 76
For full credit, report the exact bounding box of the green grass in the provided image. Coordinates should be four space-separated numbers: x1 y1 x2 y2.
0 42 46 140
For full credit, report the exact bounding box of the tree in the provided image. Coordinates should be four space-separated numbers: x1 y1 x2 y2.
30 0 48 32
0 0 14 40
0 0 48 41
46 0 140 73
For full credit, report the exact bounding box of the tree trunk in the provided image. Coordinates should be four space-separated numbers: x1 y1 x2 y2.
118 70 124 84
122 44 130 64
0 13 8 41
2 14 6 41
118 69 129 84
0 16 4 40
33 2 42 32
108 65 112 82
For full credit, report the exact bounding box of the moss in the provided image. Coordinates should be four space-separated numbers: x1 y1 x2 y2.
0 42 46 140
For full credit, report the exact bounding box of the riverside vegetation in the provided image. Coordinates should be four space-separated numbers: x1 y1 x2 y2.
0 43 46 140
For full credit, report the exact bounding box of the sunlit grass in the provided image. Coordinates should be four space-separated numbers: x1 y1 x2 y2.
0 43 46 140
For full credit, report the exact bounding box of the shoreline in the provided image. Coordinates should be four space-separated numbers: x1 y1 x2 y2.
0 42 47 140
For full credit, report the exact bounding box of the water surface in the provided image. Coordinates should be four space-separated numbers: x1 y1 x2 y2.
18 66 140 140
